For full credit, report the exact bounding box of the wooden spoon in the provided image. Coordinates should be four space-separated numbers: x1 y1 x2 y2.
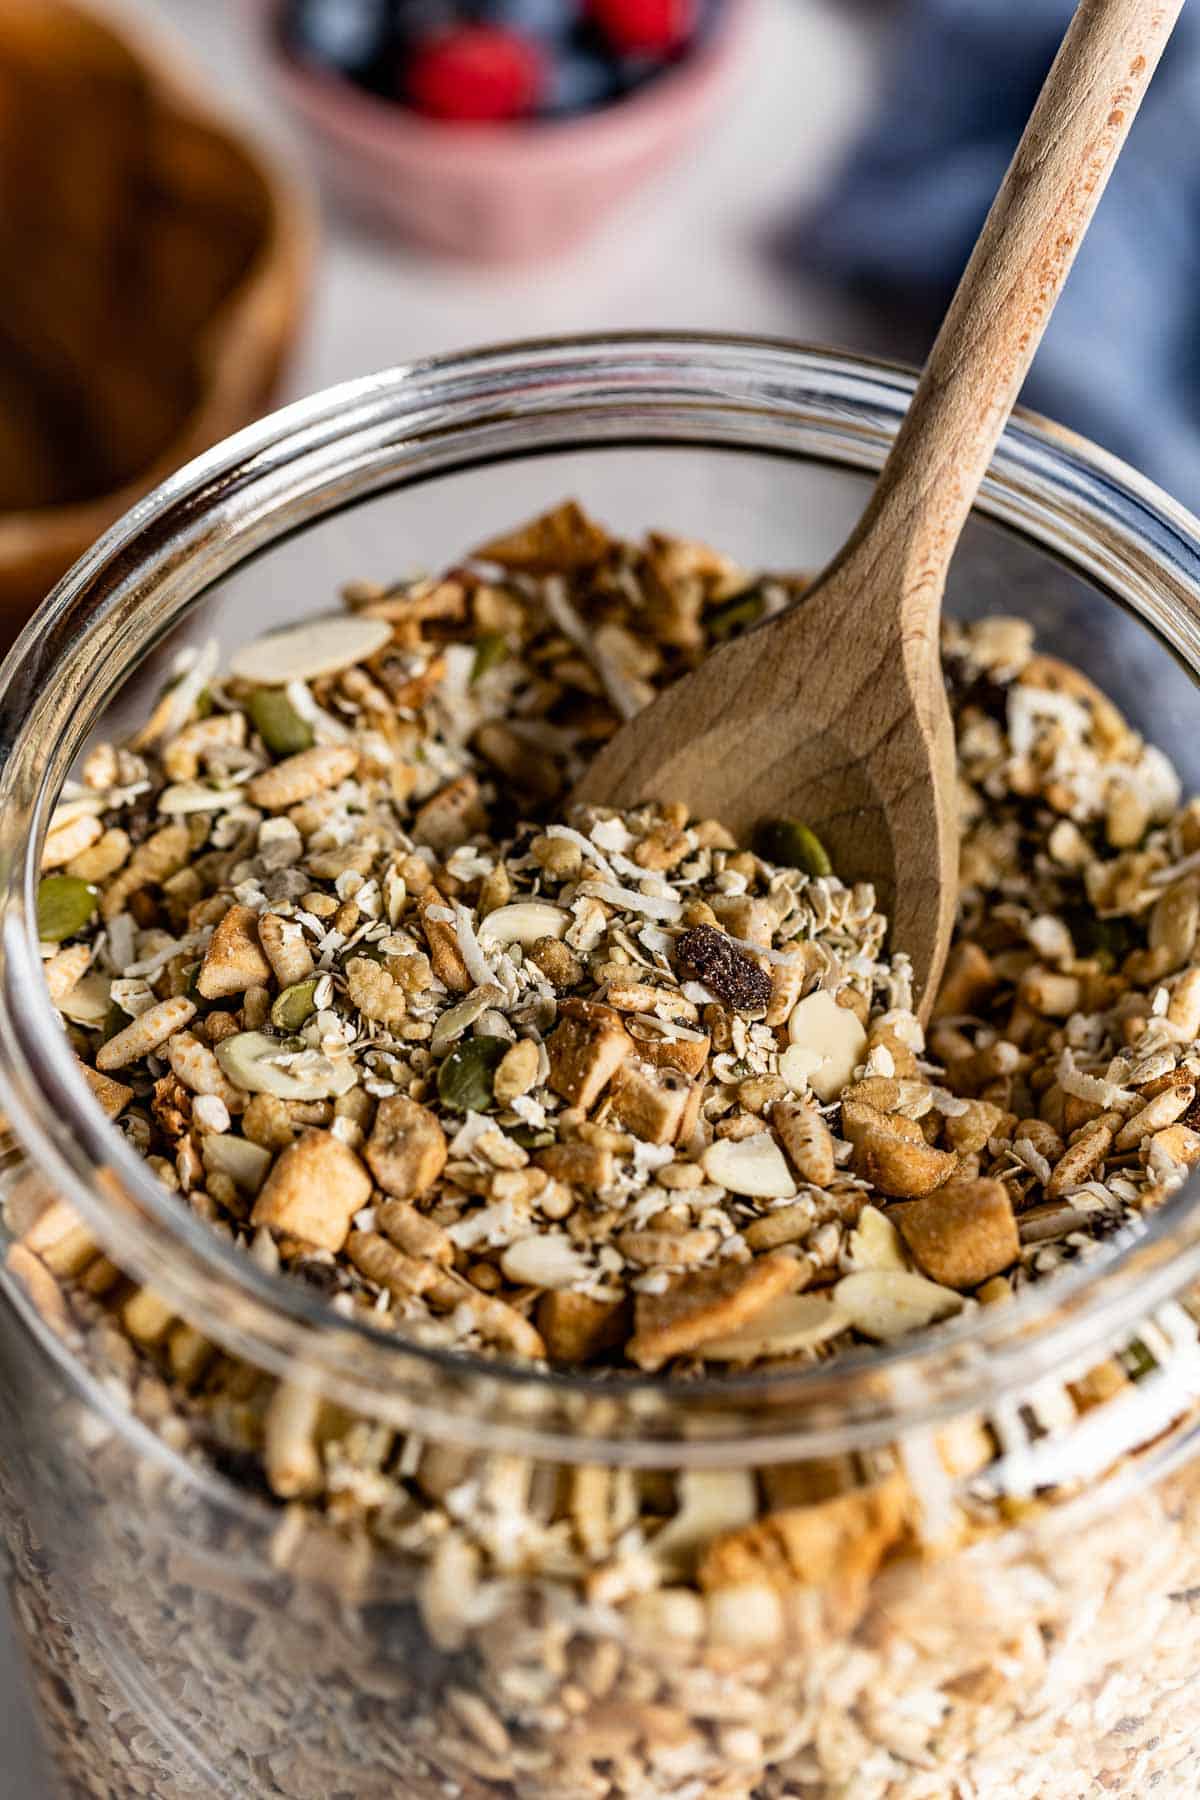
575 0 1182 1013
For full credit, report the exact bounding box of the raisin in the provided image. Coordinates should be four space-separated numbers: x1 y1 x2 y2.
675 924 772 1013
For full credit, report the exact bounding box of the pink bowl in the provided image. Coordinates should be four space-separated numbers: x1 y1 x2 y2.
251 0 753 261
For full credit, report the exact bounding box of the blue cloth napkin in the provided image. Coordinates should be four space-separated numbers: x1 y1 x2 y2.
801 0 1200 511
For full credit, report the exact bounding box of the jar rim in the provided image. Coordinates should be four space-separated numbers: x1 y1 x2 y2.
4 330 1200 1466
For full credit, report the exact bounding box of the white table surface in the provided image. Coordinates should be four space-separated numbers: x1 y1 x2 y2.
1 0 876 1787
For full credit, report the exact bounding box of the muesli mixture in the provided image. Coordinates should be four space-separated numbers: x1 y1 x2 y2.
8 501 1200 1799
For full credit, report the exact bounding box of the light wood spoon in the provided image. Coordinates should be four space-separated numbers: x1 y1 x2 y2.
575 0 1182 1013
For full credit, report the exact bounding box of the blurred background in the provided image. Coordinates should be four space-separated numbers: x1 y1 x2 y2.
0 0 1196 1783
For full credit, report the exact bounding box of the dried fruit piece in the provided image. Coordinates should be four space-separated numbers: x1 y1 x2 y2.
473 500 608 573
231 616 392 686
196 904 272 999
537 1290 630 1362
252 1128 371 1254
753 817 833 878
701 1133 797 1199
841 1100 957 1197
896 1179 1018 1290
676 924 771 1012
437 1035 510 1112
783 991 868 1101
698 1471 910 1636
247 689 314 757
36 875 98 943
628 1251 801 1370
545 1000 631 1109
833 1269 962 1341
365 1095 447 1199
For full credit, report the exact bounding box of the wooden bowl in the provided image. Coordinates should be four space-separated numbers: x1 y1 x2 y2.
0 1 313 643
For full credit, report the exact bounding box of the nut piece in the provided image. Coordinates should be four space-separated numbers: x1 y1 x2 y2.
96 996 197 1071
419 887 472 993
252 1128 371 1253
546 1001 632 1109
846 1204 908 1272
609 1058 695 1145
702 1133 797 1199
500 1233 591 1289
841 1100 957 1197
833 1269 962 1341
196 904 272 1000
215 1031 356 1102
782 991 868 1101
896 1179 1018 1290
628 1251 802 1370
493 1037 540 1107
365 1095 448 1199
771 1101 836 1186
231 615 392 685
478 901 570 949
700 1291 850 1362
247 745 359 811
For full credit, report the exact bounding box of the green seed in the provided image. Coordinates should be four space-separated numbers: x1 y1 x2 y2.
471 633 509 683
437 1034 510 1113
754 817 833 878
510 1123 554 1150
271 979 321 1031
707 586 766 641
248 688 314 757
37 875 99 943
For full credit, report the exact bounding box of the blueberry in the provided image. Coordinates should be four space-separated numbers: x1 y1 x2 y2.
472 0 581 40
543 45 622 113
285 0 393 72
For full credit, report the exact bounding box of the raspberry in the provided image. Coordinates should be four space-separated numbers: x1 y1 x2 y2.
405 26 545 121
587 0 695 56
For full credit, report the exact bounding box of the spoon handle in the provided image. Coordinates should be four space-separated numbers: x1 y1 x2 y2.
838 0 1183 624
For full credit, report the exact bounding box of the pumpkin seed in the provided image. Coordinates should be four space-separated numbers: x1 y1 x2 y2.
436 1034 510 1113
754 817 833 878
471 632 509 683
271 978 321 1031
248 689 314 758
706 586 765 640
37 875 99 943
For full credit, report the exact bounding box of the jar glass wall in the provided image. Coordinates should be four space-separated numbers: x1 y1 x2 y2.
2 338 1200 1799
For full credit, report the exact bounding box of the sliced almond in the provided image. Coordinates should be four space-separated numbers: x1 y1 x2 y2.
833 1269 962 1341
500 1232 591 1290
782 990 867 1101
846 1204 909 1273
650 1469 758 1572
477 901 570 949
701 1133 797 1199
202 1133 272 1194
700 1291 850 1362
215 1031 357 1102
230 616 392 686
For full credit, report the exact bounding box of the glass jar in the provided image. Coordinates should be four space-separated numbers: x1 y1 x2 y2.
3 336 1200 1800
